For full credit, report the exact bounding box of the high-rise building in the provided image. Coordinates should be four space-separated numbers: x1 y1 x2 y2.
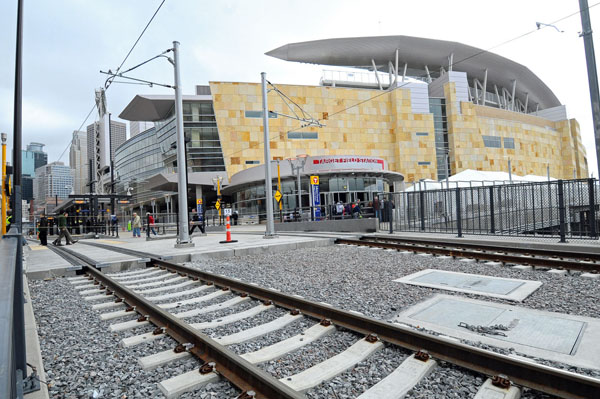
69 130 88 194
21 142 47 201
130 121 154 138
86 119 127 188
33 162 74 212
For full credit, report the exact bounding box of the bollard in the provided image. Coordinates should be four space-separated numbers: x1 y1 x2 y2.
219 216 238 244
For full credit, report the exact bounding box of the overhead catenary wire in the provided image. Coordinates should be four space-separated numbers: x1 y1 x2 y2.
57 0 166 162
105 0 167 90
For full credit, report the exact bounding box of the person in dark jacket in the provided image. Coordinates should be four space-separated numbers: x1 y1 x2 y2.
53 212 76 246
373 196 381 220
38 214 48 246
189 209 205 235
352 201 361 218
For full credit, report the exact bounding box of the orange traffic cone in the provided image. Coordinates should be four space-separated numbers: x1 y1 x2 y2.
219 216 238 244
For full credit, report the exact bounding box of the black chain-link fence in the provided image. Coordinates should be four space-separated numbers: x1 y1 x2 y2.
380 178 599 241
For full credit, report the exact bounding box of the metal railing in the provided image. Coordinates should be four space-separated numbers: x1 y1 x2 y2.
1 228 39 398
381 178 599 241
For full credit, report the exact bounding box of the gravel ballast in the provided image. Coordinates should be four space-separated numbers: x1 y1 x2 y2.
29 243 600 398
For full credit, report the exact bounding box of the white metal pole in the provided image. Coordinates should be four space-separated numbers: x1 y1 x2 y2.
173 41 192 246
261 72 276 237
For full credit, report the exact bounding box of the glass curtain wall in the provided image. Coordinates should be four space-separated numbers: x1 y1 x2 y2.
430 98 450 180
157 101 226 173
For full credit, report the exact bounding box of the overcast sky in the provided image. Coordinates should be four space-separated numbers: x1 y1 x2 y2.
1 0 600 177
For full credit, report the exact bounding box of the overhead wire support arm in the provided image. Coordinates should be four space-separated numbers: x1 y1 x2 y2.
99 70 173 89
266 80 325 128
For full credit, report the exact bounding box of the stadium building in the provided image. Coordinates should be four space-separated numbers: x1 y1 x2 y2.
118 35 588 216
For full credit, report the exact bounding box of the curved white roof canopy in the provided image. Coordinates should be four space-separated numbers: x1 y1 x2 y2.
266 35 560 110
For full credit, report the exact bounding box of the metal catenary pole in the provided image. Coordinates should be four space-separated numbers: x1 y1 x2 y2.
173 41 192 246
1 133 7 235
580 0 600 179
261 72 276 237
12 0 24 234
109 113 116 232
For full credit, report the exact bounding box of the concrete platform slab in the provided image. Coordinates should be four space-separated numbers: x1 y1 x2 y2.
190 304 272 330
548 269 567 276
357 355 437 399
215 313 302 346
474 378 521 399
280 338 384 392
24 277 50 399
394 295 600 369
146 285 210 302
241 323 335 364
26 231 334 279
158 368 219 399
581 273 600 279
394 269 542 301
511 265 532 271
139 349 190 370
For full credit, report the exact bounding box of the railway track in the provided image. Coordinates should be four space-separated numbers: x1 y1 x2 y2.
46 241 600 398
334 236 600 273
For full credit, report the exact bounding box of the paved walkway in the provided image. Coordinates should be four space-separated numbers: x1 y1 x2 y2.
24 226 335 279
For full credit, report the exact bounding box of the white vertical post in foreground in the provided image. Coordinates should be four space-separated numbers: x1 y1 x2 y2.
173 41 193 247
261 72 276 238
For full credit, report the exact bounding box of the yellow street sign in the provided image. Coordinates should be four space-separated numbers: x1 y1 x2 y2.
274 190 282 203
310 175 319 185
197 199 203 205
215 200 221 210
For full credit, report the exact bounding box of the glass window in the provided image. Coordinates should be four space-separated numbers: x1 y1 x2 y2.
415 132 429 136
418 161 431 165
504 137 515 149
482 135 502 148
287 131 318 139
244 110 277 118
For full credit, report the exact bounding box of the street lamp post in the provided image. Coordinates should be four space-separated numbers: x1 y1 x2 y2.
288 155 308 221
172 41 193 247
261 72 276 238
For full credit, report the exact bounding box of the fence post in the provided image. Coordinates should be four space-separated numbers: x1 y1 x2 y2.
456 187 463 237
588 178 597 238
419 190 425 231
388 194 394 234
489 186 495 234
558 179 566 243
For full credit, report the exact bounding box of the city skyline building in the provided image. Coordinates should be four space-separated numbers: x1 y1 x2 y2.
86 118 126 191
33 161 74 213
69 130 88 194
21 142 48 202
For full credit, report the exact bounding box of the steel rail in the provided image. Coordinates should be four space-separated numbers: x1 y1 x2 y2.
53 246 303 399
57 242 600 398
365 235 600 261
336 238 600 273
148 258 600 399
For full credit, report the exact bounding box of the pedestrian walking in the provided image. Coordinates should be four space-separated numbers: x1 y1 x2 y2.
189 209 205 235
53 212 77 246
373 196 381 220
132 212 141 237
38 214 48 246
147 213 157 235
352 201 362 219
